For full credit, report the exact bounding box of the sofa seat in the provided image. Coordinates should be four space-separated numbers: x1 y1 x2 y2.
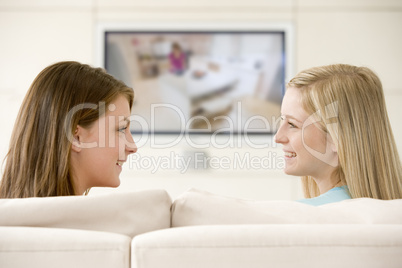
132 224 402 268
0 226 131 268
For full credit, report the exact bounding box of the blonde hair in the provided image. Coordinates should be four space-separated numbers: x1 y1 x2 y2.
288 64 402 199
0 61 134 198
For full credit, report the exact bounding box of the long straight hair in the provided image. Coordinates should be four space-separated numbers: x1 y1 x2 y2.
0 61 134 198
288 64 402 199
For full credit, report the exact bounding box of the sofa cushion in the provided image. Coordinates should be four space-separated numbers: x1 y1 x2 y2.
0 190 171 238
0 226 131 268
132 224 402 268
171 188 402 227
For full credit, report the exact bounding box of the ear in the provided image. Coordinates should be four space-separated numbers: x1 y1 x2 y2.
331 143 338 153
71 126 83 153
327 135 339 168
328 135 338 153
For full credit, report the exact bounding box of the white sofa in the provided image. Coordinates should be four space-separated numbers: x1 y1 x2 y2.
1 188 402 268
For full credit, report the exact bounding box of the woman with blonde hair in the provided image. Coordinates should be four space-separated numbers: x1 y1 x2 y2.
0 61 137 198
275 64 402 205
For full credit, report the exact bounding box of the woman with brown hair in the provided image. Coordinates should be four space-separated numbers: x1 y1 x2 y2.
275 64 402 205
0 61 137 198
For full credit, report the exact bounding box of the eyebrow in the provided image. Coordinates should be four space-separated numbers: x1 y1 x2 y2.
282 114 302 123
118 117 130 124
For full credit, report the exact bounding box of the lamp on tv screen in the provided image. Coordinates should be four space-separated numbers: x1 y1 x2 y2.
103 27 290 136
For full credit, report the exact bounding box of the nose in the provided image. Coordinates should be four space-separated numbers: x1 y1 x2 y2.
274 123 288 145
125 131 138 155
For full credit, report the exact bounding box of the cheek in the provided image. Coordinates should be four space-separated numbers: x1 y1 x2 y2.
302 124 327 154
104 127 120 150
112 132 126 159
118 134 125 151
288 131 304 153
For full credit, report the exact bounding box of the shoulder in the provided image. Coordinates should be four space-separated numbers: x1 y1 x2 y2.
297 186 351 206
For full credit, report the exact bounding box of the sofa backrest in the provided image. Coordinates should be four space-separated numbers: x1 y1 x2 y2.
0 189 172 238
172 189 402 226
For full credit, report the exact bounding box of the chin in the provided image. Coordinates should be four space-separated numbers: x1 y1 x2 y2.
112 181 121 188
284 170 295 176
283 168 302 177
107 179 121 188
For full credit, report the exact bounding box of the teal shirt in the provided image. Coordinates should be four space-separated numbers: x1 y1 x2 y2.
297 186 351 206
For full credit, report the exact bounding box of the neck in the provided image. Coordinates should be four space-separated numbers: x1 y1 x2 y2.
69 155 88 196
313 174 343 195
71 173 87 195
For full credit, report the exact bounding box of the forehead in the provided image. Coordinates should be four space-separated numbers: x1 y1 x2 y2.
106 95 130 117
281 87 309 120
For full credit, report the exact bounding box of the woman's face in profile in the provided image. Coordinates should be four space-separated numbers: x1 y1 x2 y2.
274 87 338 180
70 95 137 194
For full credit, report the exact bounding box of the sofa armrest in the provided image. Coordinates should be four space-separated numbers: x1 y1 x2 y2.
132 224 402 268
0 226 131 268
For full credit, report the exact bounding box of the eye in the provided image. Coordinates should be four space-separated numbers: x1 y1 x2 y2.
118 126 128 133
288 122 297 128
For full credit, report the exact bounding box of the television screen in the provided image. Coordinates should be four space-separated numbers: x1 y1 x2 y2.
104 30 287 135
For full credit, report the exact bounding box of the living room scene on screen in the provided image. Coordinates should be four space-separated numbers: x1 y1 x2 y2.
105 31 285 134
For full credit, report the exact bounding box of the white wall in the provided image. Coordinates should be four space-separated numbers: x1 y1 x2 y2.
0 0 401 200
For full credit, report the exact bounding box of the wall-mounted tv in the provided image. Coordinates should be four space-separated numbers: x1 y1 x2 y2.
98 23 294 136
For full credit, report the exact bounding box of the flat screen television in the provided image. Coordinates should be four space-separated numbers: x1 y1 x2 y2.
98 23 294 137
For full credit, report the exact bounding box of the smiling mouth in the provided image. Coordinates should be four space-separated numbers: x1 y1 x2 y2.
284 152 297 158
116 161 124 167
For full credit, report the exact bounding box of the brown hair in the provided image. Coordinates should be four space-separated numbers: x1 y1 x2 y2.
0 61 134 198
288 64 402 199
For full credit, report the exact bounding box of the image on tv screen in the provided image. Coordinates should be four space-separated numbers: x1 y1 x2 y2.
105 31 286 135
